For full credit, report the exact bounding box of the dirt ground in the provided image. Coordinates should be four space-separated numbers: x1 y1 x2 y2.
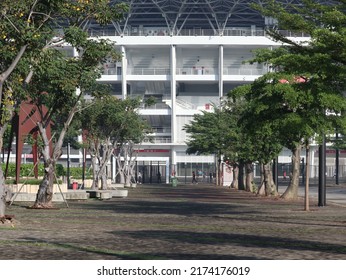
1 183 346 260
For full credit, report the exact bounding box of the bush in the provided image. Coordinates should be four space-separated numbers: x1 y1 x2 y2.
1 163 92 180
69 167 93 179
1 163 45 177
56 164 65 177
5 178 62 185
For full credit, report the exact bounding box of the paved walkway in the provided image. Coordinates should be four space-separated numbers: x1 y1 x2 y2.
276 179 346 206
1 183 346 260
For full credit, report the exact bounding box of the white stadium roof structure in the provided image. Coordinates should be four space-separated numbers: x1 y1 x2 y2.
88 0 335 36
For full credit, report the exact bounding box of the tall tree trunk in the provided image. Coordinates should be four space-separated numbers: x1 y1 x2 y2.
282 144 301 200
33 103 78 207
32 123 56 208
263 162 277 196
0 173 6 217
216 154 222 186
116 155 125 184
100 172 108 190
97 143 114 190
120 143 134 187
0 101 15 216
0 129 7 217
124 162 131 187
90 155 99 190
231 163 239 189
98 157 109 190
125 166 131 187
125 142 138 185
257 164 266 195
0 169 11 217
33 161 55 208
0 45 29 216
119 172 125 184
245 162 254 192
238 162 245 190
88 140 100 190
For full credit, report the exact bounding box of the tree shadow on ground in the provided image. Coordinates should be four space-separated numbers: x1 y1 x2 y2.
110 230 346 258
77 199 257 217
14 237 258 260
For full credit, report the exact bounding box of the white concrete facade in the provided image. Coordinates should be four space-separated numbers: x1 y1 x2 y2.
96 34 282 177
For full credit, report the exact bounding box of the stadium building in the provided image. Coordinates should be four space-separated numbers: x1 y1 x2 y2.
84 0 317 184
9 0 341 185
85 0 342 184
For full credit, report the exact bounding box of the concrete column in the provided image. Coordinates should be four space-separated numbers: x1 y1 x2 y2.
170 44 177 143
121 45 127 99
219 45 224 99
170 45 177 171
166 158 170 184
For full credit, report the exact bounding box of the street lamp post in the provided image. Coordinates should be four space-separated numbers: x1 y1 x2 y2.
318 136 326 206
335 132 339 185
301 157 305 185
67 142 71 189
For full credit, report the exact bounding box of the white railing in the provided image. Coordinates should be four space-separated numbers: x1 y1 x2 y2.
223 68 268 76
103 68 117 75
129 68 170 75
88 28 267 37
176 68 216 75
140 103 170 109
150 127 171 133
88 28 309 38
103 67 267 76
143 137 171 143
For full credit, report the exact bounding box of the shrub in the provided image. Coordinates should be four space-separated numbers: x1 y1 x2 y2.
56 164 65 177
5 178 62 185
69 167 93 179
1 163 45 177
1 163 92 180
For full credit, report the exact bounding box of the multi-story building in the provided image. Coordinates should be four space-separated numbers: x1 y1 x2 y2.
88 0 320 184
7 0 340 184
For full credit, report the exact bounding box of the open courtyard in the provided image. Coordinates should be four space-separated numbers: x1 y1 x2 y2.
1 183 346 260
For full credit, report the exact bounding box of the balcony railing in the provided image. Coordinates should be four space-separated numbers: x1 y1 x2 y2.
150 127 171 133
103 68 117 75
143 137 171 143
129 68 170 75
102 66 267 76
139 103 170 109
103 66 268 76
223 68 268 76
88 28 309 38
177 68 216 75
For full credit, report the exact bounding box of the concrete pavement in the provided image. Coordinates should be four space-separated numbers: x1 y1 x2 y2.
277 179 346 206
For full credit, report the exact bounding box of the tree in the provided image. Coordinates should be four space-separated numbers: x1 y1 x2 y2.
116 112 152 187
81 96 151 189
184 105 236 186
29 48 118 207
229 71 346 199
248 0 346 200
0 0 54 217
0 0 127 215
226 84 282 195
1 1 126 209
